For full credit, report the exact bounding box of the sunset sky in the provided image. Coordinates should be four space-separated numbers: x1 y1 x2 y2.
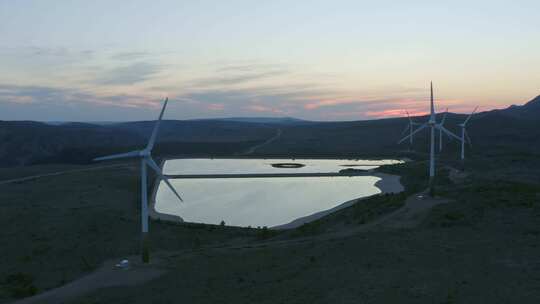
1 0 539 121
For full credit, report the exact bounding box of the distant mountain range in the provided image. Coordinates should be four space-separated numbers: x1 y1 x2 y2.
1 96 538 167
44 117 312 126
192 117 313 125
0 120 276 167
494 95 540 119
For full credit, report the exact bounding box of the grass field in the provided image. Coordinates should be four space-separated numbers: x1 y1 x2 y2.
1 158 539 303
0 163 258 302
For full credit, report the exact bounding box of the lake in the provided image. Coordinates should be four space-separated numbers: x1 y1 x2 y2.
155 158 403 228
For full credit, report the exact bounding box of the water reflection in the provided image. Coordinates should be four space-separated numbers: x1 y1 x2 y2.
155 159 402 228
163 158 402 175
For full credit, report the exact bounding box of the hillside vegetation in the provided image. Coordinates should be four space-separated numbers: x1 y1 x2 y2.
1 95 539 168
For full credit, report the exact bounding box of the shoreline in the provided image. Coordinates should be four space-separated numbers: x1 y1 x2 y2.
270 172 403 230
149 159 185 223
149 160 404 228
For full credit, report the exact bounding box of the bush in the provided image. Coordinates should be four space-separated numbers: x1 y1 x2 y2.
256 226 278 240
444 211 465 221
3 272 38 298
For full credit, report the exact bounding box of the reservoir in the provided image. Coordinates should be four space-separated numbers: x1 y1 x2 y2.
154 158 402 228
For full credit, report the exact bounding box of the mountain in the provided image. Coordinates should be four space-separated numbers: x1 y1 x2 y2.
525 95 540 109
0 121 142 167
194 117 312 125
1 96 539 168
0 120 276 167
491 95 540 120
245 95 540 158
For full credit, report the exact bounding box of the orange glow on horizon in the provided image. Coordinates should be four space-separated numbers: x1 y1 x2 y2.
365 109 429 119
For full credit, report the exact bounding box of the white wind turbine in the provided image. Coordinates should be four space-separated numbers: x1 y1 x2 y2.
459 106 478 161
94 97 183 263
438 108 449 152
398 82 461 195
400 110 422 147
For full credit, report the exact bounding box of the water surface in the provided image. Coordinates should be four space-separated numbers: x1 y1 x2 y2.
155 158 402 227
163 158 402 175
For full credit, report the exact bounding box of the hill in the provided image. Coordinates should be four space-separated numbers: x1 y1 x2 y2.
0 120 276 167
1 95 539 167
494 95 540 120
193 117 312 125
0 96 539 303
254 95 540 160
1 154 539 303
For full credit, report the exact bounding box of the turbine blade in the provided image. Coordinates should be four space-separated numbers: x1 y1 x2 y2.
93 150 141 162
406 110 420 126
430 82 435 121
146 97 169 151
161 176 184 203
465 129 473 147
441 108 448 125
398 123 427 144
145 158 183 202
463 106 478 125
400 123 410 135
435 125 461 142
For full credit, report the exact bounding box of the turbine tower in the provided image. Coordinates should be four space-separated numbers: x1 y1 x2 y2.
94 98 183 263
428 82 436 193
398 82 460 196
459 106 478 161
438 108 448 152
400 110 421 147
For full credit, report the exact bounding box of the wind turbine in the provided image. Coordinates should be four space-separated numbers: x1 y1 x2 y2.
398 82 460 196
438 108 449 152
459 106 478 161
94 98 183 263
400 110 421 147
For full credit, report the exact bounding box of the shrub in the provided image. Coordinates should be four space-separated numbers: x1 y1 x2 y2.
256 226 278 240
444 211 465 221
3 272 38 298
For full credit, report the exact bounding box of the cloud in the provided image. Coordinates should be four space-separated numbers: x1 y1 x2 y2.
191 70 288 87
215 63 288 73
173 87 301 118
207 103 225 111
28 47 70 57
172 84 365 120
188 63 291 88
303 98 358 110
0 84 168 121
110 51 151 61
0 84 69 104
0 46 95 60
94 62 162 85
0 81 475 121
0 84 158 109
365 109 422 118
245 104 285 114
180 84 333 108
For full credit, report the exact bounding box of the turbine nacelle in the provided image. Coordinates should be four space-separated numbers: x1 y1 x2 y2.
398 85 460 145
140 150 151 157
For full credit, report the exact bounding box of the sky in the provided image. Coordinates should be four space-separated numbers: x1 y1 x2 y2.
1 0 539 121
